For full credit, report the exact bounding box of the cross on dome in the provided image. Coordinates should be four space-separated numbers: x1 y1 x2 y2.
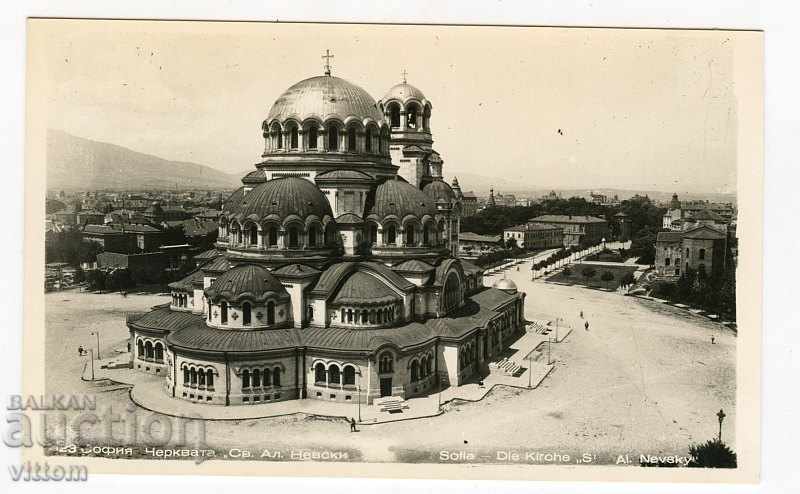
401 69 408 83
322 49 334 76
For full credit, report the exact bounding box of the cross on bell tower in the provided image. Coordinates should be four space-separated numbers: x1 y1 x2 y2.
322 49 334 76
401 69 408 84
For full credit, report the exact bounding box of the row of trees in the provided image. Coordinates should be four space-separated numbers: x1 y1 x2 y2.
531 246 582 272
85 267 135 292
650 267 736 319
560 265 636 290
45 230 104 266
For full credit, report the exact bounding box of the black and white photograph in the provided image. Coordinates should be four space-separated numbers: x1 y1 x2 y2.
11 12 771 489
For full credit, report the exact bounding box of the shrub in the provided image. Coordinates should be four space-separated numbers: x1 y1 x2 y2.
687 439 737 468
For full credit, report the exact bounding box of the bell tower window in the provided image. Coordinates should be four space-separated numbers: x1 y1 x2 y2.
389 104 401 128
328 126 339 151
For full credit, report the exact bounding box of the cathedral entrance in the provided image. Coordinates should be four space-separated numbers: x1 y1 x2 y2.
379 378 392 397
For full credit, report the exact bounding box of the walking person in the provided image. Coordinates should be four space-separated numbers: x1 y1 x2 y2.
584 320 589 331
580 310 584 319
78 345 84 357
350 417 357 432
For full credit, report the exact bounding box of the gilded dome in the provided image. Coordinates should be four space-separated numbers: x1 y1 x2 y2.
266 76 384 124
382 82 428 105
222 177 333 222
367 178 438 220
205 264 290 304
494 278 518 294
422 179 456 203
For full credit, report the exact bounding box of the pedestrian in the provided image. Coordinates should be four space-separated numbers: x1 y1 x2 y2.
711 335 716 345
584 321 589 331
78 345 84 356
580 310 584 319
350 418 357 432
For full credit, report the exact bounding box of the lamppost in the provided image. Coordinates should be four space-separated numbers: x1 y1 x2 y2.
87 349 95 381
527 352 533 389
547 337 552 365
554 317 562 343
90 331 100 360
716 408 726 442
356 369 362 423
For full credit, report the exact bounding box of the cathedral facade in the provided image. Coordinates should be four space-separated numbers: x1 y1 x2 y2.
127 65 526 406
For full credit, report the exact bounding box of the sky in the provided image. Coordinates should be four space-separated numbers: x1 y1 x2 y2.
38 20 742 194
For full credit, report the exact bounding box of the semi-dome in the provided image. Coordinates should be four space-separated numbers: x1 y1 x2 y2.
422 179 456 203
332 272 401 306
367 178 438 220
223 177 333 222
382 82 428 105
266 75 384 124
205 264 289 304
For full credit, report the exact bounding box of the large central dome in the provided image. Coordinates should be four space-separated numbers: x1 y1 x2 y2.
266 75 385 124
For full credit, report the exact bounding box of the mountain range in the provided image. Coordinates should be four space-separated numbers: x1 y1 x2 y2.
47 130 240 191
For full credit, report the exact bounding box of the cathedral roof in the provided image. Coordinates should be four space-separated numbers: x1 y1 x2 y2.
266 75 384 124
366 177 438 221
205 264 289 304
331 272 401 305
382 82 429 105
241 169 267 185
222 177 333 223
422 179 456 203
314 169 374 184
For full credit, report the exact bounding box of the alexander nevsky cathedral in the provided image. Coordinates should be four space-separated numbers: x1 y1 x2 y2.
126 57 526 406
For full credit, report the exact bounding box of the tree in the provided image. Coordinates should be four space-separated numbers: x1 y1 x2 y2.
581 266 597 286
600 271 615 289
620 272 636 290
505 237 518 250
687 439 737 468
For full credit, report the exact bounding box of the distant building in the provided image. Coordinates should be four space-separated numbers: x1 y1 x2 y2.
528 214 609 247
541 190 560 201
663 193 734 232
460 191 478 217
458 232 502 258
76 210 105 226
503 223 563 250
655 225 727 279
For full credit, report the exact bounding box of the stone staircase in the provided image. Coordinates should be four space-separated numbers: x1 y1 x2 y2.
374 396 409 413
489 357 522 376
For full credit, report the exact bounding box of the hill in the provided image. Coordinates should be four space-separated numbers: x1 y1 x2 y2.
47 130 240 191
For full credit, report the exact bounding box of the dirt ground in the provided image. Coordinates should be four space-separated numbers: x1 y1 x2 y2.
44 273 735 465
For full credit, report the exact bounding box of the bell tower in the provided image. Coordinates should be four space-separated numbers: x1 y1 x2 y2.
379 73 435 188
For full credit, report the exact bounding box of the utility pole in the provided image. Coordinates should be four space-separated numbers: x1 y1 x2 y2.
88 349 95 380
90 331 100 360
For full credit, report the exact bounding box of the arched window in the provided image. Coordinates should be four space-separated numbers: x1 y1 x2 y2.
242 302 251 326
444 273 460 312
329 365 341 385
343 366 356 386
273 367 281 387
405 225 416 245
377 309 383 324
314 363 326 384
347 309 353 323
276 129 283 149
267 225 278 247
308 224 318 248
385 224 396 245
263 368 271 386
308 125 318 149
220 301 228 324
379 353 393 374
406 104 419 129
249 224 258 246
699 248 706 260
307 305 314 322
369 223 378 244
347 127 357 151
361 309 369 325
206 369 214 388
242 369 250 388
411 360 419 382
365 127 373 152
154 342 164 362
290 126 299 149
266 301 275 325
137 340 144 358
328 126 339 151
198 370 205 386
287 226 299 248
423 225 430 245
252 368 261 387
183 368 189 384
145 341 154 359
190 368 197 385
389 104 401 127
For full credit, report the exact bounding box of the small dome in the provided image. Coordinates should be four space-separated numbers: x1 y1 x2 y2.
382 82 428 104
241 169 267 185
205 264 289 303
367 178 437 220
422 179 456 203
266 75 384 124
223 177 333 222
494 278 518 294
